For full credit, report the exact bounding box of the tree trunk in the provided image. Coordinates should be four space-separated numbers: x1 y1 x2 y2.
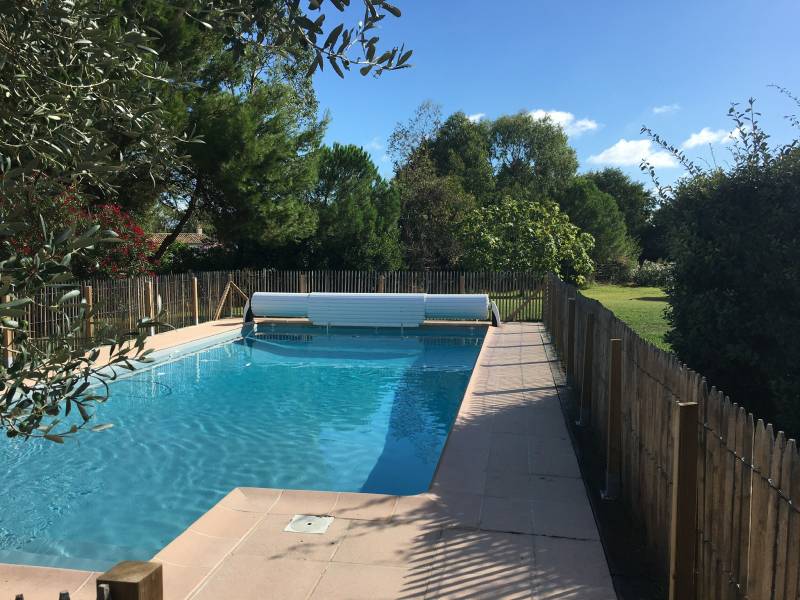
150 182 201 262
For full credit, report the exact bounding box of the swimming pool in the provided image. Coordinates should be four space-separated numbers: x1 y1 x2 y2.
0 324 486 571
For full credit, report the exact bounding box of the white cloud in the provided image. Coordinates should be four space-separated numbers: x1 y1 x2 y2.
366 137 384 151
653 103 681 115
528 109 598 137
681 127 738 149
588 139 678 168
467 113 485 123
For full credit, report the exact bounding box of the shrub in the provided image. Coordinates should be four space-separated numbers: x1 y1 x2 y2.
645 98 800 434
631 261 674 288
461 196 594 285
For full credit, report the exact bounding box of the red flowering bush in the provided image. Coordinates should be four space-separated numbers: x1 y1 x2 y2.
83 203 155 278
3 182 155 278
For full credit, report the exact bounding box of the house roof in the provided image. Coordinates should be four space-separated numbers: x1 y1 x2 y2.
148 232 214 246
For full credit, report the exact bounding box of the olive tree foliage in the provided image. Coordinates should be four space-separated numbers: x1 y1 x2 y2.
461 197 594 285
642 94 800 435
0 0 412 440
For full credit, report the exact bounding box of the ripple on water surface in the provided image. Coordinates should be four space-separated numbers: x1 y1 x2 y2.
0 325 485 570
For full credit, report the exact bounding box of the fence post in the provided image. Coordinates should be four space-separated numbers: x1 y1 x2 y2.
227 274 233 317
603 338 623 499
377 274 385 293
145 281 155 336
84 285 94 339
192 277 199 325
566 297 576 382
458 274 466 294
2 294 13 368
669 402 699 600
578 311 595 426
97 561 163 600
299 272 308 294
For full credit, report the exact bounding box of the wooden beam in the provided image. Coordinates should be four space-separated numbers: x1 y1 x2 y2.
603 338 623 499
566 297 576 382
97 561 163 600
84 285 94 339
2 294 13 368
669 401 699 600
192 276 199 325
578 311 595 425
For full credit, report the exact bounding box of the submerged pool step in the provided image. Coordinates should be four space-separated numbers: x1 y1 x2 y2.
0 537 152 572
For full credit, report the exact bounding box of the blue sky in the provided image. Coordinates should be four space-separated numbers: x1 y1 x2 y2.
313 0 800 186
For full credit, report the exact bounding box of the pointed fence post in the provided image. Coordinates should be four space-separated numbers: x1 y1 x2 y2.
227 274 234 317
669 402 699 600
192 276 200 325
84 285 94 339
578 311 595 426
458 274 466 294
299 273 308 294
566 297 576 382
603 338 623 499
145 281 155 336
2 294 13 368
377 274 385 293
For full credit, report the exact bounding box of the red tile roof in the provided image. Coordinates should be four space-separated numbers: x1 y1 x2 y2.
148 232 214 247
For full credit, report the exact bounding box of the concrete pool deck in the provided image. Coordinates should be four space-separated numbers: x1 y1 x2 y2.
0 321 615 600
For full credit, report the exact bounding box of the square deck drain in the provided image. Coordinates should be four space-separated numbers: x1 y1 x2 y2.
284 514 334 534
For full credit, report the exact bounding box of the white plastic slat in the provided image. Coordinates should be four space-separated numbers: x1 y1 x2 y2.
424 294 489 320
250 293 308 318
248 292 490 326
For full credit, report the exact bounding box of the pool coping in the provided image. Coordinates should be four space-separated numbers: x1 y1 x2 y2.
0 320 615 600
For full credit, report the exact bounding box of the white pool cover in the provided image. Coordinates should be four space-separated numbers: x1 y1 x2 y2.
249 292 489 327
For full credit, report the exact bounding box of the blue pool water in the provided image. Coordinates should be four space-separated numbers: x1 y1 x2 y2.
0 324 485 571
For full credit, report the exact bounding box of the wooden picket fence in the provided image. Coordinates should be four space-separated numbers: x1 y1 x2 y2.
542 274 800 600
18 270 544 345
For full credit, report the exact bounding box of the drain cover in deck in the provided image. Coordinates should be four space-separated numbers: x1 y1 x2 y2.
284 514 334 534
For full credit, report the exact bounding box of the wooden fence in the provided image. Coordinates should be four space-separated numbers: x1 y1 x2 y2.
20 270 544 343
542 274 800 600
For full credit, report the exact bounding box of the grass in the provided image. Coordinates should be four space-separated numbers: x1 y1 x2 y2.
581 284 671 351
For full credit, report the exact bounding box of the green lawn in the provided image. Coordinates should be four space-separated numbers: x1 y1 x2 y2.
581 284 671 351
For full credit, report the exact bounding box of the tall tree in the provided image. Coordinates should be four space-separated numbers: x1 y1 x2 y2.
586 168 657 256
387 100 443 169
305 144 402 269
396 151 476 269
428 112 494 202
557 177 638 267
489 113 578 198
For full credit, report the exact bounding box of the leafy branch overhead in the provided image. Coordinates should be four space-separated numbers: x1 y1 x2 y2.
265 0 412 78
0 0 411 194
